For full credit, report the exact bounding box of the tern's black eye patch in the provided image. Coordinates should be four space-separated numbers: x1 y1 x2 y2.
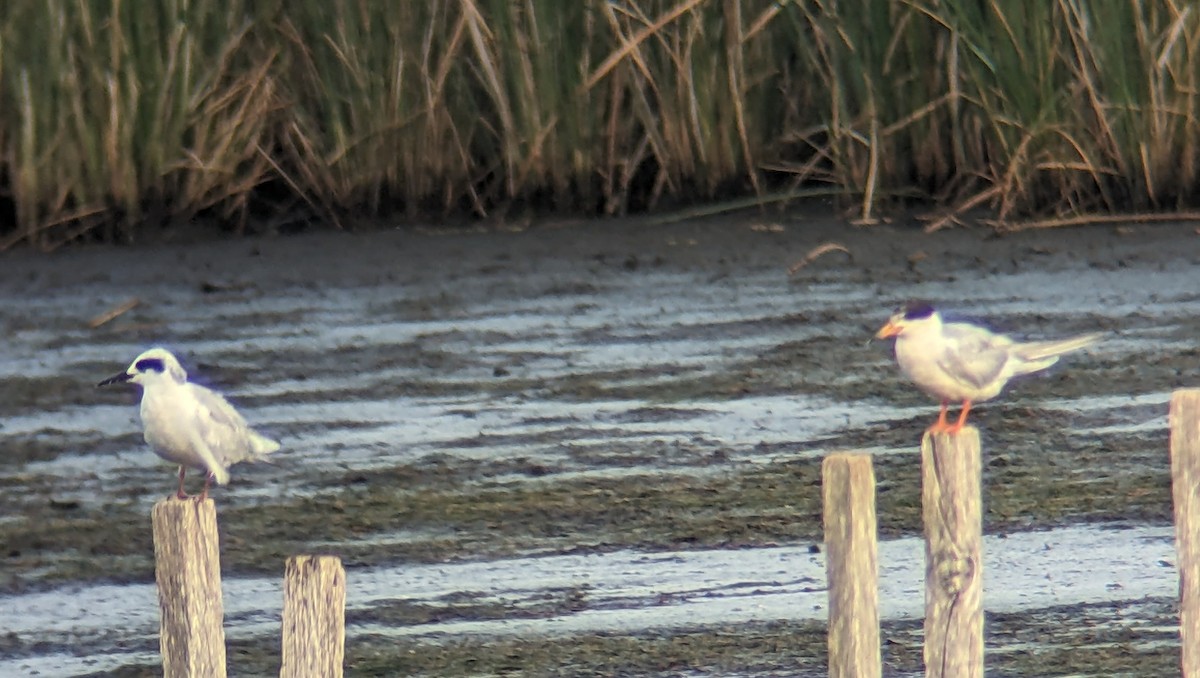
135 358 166 373
902 302 935 320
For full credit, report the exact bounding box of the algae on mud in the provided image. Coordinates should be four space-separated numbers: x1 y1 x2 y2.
73 603 1180 677
1 447 1173 594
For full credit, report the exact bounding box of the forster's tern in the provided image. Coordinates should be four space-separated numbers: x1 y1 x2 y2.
99 347 279 499
875 303 1101 433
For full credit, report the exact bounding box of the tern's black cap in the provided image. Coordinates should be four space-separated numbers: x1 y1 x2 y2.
135 357 166 373
902 302 936 320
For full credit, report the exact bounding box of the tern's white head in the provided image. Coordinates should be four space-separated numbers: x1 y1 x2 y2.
98 347 188 387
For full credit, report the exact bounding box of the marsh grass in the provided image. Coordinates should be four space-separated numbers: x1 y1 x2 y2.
0 0 278 248
1 1 1199 247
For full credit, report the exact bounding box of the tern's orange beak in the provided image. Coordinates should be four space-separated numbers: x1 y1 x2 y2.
875 321 902 339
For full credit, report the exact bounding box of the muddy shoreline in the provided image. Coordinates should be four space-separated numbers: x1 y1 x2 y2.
2 212 1199 675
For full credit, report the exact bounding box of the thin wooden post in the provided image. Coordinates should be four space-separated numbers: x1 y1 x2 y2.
921 428 983 678
151 499 227 678
281 555 346 678
822 453 881 677
1170 389 1200 677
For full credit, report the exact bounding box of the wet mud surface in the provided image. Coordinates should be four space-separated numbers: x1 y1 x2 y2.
2 213 1199 675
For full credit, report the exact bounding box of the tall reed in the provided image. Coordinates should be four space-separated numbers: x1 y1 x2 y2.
1 1 1199 247
0 0 279 248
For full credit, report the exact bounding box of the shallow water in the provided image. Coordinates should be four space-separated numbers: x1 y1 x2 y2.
0 523 1176 677
1 217 1198 675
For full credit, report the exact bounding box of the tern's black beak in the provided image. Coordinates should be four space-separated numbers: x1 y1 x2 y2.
98 371 133 387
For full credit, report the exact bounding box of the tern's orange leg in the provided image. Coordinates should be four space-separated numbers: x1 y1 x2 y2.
929 401 950 433
946 401 973 434
175 466 189 500
197 472 213 502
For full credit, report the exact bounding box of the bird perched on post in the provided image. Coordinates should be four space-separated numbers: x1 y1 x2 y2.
875 303 1101 433
98 347 279 500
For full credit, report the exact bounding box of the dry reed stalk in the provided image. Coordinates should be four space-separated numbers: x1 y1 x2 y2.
88 298 141 329
585 0 708 90
922 186 1002 233
787 243 851 275
991 211 1200 233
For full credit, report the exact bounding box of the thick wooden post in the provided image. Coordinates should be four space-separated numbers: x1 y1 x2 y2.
921 428 983 678
281 555 346 678
1170 389 1200 677
151 499 227 678
822 453 881 677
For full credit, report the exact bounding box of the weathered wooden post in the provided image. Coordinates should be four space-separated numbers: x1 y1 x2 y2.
151 499 227 678
921 428 983 677
822 453 881 677
281 555 346 678
1170 389 1200 677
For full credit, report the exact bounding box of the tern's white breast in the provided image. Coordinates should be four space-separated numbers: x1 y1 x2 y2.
139 384 213 471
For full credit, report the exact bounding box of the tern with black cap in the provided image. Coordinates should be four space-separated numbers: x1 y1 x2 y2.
875 303 1101 433
98 347 279 499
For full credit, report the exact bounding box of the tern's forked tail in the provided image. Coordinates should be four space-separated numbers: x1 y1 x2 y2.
249 431 281 459
1014 332 1103 362
212 466 231 485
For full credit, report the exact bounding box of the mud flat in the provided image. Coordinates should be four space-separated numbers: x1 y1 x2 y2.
1 213 1198 674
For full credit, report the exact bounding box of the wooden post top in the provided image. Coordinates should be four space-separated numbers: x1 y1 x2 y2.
822 451 876 469
153 497 217 517
921 425 980 444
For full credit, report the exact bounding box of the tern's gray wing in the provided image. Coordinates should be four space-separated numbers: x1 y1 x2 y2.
186 383 256 465
935 322 1015 390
